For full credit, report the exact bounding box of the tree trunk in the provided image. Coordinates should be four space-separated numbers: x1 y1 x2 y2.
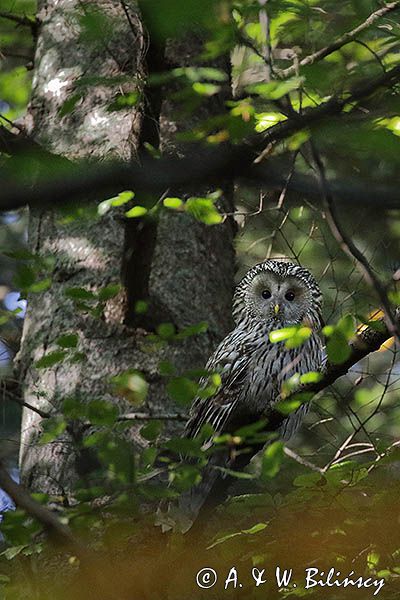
17 1 236 496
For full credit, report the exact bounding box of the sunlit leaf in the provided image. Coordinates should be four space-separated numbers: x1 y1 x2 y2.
261 441 284 480
125 206 148 218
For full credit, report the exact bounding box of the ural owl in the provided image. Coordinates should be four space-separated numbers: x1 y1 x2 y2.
172 260 324 530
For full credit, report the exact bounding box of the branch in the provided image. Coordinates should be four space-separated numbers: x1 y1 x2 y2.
2 379 184 422
1 62 399 211
278 2 400 78
1 379 51 419
283 447 324 474
0 461 80 550
117 412 185 422
0 11 38 34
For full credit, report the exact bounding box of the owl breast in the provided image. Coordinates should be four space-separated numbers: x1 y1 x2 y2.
235 322 324 436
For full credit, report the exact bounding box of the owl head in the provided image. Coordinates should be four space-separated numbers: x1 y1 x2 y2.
232 260 323 329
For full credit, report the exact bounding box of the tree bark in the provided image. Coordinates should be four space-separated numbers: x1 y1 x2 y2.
17 1 235 495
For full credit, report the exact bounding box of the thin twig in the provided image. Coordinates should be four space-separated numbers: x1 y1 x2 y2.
278 2 400 78
117 412 185 422
258 0 273 80
1 380 51 419
310 141 399 341
284 447 324 474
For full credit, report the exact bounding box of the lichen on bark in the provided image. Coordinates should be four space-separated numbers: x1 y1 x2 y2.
17 1 236 497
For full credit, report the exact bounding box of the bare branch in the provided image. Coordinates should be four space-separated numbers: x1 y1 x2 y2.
278 2 400 78
283 447 324 474
1 379 51 419
117 412 185 422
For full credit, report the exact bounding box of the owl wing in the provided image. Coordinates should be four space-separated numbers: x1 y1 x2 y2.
184 328 254 442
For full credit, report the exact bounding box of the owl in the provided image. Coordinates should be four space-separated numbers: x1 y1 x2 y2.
172 260 325 531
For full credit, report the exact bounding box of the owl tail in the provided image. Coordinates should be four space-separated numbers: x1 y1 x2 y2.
156 443 261 533
156 448 231 533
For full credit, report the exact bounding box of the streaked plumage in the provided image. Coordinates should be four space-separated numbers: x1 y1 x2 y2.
173 260 325 530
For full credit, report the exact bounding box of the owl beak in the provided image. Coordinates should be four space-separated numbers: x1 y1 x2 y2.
274 304 280 315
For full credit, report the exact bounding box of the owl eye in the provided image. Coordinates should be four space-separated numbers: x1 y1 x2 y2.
285 291 295 301
261 290 271 299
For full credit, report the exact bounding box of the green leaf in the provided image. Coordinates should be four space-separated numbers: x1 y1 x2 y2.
35 351 68 368
243 522 268 535
163 197 183 210
134 300 148 314
164 438 203 458
167 377 198 405
192 82 220 96
185 197 222 225
337 314 356 339
261 441 284 480
125 205 147 219
299 371 322 384
234 419 267 438
58 93 83 117
56 334 78 349
14 264 36 289
62 397 88 419
158 360 175 376
112 370 149 405
108 91 139 111
247 78 303 100
255 112 285 132
207 522 267 549
140 420 162 441
138 0 215 42
29 278 52 293
40 418 67 445
98 283 121 301
275 398 302 416
98 190 135 215
175 321 208 339
293 472 324 488
125 206 148 218
326 330 351 365
65 287 96 301
156 322 176 339
269 325 311 348
87 400 118 426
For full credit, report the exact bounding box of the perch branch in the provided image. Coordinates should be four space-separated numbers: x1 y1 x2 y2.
265 313 400 435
